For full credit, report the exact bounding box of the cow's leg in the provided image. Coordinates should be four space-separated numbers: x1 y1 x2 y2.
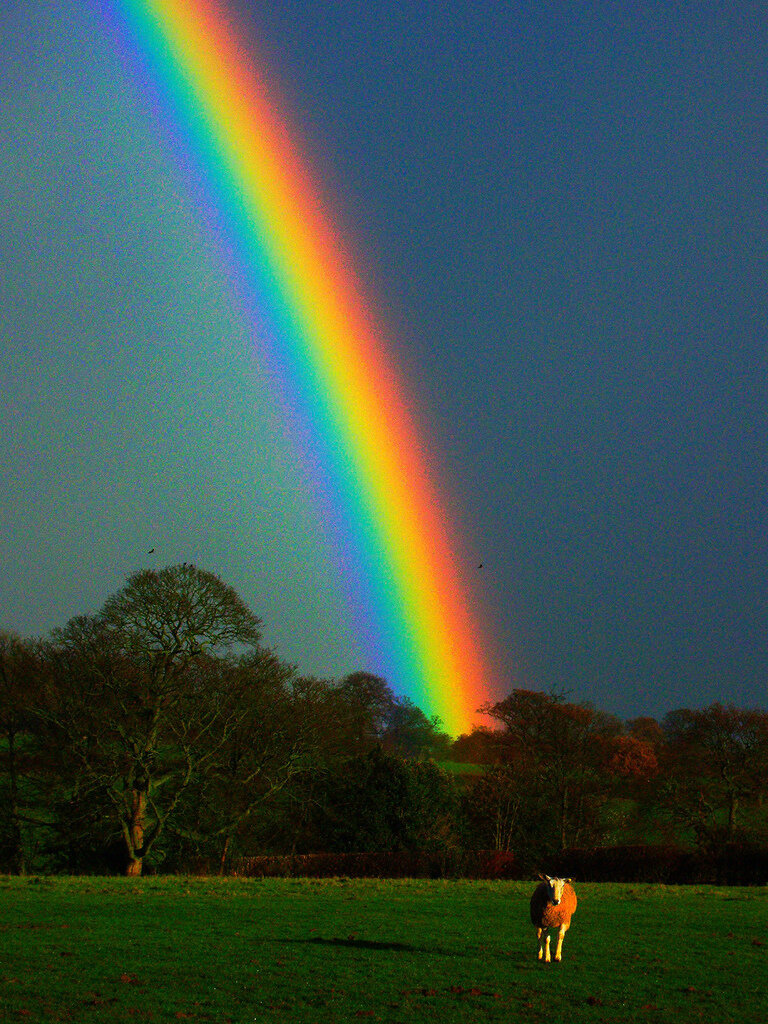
536 927 546 960
554 921 570 962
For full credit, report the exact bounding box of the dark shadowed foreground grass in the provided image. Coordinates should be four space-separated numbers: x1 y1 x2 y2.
1 876 766 1023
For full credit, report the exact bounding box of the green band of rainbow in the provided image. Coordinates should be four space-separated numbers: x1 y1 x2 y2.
97 0 500 735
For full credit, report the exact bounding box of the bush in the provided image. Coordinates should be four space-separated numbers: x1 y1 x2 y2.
308 749 459 853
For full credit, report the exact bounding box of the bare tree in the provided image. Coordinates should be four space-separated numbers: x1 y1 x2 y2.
462 765 524 853
335 672 398 752
170 650 315 872
41 565 262 875
480 689 620 850
663 703 768 842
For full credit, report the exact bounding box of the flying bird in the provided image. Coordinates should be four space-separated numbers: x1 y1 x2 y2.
148 548 155 554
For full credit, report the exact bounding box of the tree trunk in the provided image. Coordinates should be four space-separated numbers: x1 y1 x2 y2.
7 729 26 875
559 786 569 850
126 856 143 876
219 834 231 875
728 793 738 838
125 789 146 876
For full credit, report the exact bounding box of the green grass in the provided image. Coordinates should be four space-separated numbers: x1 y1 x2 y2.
1 876 766 1023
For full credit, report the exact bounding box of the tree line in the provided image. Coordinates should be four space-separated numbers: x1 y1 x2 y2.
2 564 767 875
459 690 768 869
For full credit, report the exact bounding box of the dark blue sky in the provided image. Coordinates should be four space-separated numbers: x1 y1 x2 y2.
1 0 767 722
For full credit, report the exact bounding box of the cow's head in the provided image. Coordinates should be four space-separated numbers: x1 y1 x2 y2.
539 873 572 905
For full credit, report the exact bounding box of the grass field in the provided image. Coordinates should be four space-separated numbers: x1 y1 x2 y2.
1 876 766 1023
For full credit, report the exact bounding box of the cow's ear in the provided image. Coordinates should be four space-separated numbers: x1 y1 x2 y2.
563 878 572 884
537 872 546 881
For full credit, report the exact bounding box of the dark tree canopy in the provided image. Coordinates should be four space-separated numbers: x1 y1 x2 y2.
99 564 262 661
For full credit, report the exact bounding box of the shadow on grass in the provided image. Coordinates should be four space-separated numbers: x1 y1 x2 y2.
282 936 463 956
279 936 531 962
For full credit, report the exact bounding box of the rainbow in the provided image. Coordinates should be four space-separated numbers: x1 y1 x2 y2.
96 0 499 735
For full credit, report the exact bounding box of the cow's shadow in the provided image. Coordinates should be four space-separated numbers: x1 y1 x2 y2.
279 936 530 959
281 936 461 956
305 936 415 952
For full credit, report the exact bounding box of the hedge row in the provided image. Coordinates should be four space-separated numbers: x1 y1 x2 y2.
552 844 768 885
235 850 520 880
233 845 768 884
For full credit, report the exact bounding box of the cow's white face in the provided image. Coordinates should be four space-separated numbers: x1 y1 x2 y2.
543 874 571 905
